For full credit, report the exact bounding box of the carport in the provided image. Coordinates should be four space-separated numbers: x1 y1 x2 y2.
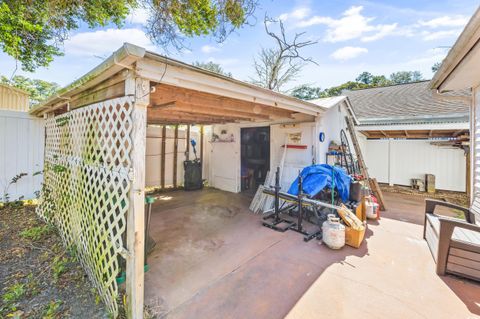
30 43 324 318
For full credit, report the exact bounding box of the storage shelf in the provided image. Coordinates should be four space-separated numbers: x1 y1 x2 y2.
281 144 308 149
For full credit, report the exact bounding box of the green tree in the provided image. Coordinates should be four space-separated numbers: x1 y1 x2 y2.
323 81 369 97
1 75 59 105
193 61 232 77
355 72 373 85
389 71 423 84
290 84 324 100
432 62 442 73
0 0 257 72
371 75 392 86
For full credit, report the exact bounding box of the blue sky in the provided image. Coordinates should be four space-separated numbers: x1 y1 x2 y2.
0 0 478 91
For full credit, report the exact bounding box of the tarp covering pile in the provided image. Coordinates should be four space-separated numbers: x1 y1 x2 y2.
287 164 352 202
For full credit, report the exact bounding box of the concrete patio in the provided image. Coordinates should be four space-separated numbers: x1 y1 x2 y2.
144 189 480 318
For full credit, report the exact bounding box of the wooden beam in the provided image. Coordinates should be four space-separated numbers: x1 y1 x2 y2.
152 109 247 122
200 125 204 167
429 130 433 137
173 125 178 188
361 131 371 138
148 119 224 125
380 130 388 137
149 100 270 120
150 101 177 109
69 71 128 109
404 130 409 138
149 112 237 124
186 125 191 161
161 125 166 189
125 76 147 319
152 84 295 118
453 129 466 137
466 148 471 198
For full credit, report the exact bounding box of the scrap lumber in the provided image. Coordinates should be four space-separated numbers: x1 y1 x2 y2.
345 116 386 211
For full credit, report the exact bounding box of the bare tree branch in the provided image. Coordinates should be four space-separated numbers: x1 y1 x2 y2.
251 15 318 91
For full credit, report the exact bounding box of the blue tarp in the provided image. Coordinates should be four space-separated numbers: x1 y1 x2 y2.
287 164 352 202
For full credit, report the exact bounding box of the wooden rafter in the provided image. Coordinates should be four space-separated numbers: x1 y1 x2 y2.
152 84 295 119
364 129 471 140
150 100 269 120
149 111 241 124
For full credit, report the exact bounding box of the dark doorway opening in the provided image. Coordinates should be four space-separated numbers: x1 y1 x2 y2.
241 126 270 192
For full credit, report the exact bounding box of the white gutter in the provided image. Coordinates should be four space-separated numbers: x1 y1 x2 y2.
30 43 146 116
431 7 480 91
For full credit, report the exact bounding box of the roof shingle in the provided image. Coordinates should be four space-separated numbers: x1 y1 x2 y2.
344 81 469 125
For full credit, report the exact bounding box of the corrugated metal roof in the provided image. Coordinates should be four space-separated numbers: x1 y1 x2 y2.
344 81 470 125
310 96 346 109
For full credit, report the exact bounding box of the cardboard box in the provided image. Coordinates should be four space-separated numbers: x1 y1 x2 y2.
345 225 366 248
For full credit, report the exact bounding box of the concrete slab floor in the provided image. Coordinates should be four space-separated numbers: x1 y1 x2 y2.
144 189 480 319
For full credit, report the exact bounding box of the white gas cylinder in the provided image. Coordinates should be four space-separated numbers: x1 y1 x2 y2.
366 201 378 219
322 214 345 249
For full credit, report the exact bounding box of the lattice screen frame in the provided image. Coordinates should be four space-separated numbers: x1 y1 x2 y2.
37 96 135 317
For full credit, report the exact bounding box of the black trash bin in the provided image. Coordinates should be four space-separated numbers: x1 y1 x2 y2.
184 159 203 191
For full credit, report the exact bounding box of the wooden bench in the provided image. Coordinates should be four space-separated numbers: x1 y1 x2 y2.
423 199 480 281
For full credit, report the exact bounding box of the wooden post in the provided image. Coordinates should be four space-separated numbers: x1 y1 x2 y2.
186 124 191 160
466 149 471 198
173 125 178 188
200 125 204 163
125 75 148 319
161 125 166 189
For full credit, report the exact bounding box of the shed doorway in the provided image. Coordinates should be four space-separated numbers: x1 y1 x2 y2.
240 126 270 192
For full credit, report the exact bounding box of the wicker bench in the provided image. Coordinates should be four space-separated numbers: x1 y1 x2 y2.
423 199 480 281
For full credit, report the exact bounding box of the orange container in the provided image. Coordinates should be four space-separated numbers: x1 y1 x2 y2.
345 225 366 248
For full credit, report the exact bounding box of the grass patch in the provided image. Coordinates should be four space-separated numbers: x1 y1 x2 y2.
20 225 53 241
42 300 62 318
2 283 25 304
52 256 69 280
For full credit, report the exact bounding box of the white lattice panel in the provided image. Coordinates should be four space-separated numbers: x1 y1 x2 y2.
37 97 134 317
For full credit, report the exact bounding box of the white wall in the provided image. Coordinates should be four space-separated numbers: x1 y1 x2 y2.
363 138 466 192
316 101 355 163
0 110 44 200
270 123 315 190
145 125 203 188
208 123 240 192
208 122 317 193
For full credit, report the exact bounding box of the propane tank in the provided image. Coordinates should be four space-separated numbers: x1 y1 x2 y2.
366 200 378 219
322 214 345 249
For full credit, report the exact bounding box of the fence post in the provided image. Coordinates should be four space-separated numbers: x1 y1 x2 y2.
125 74 149 319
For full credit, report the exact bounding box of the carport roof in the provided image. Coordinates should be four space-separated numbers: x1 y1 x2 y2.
30 43 325 119
344 81 470 126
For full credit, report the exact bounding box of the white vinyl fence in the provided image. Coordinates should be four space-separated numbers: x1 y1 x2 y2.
0 110 44 201
364 139 466 192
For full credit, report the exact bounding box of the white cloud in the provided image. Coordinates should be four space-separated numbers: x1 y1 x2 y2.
65 28 155 57
279 7 310 21
297 6 397 43
331 46 368 61
421 29 462 41
201 45 221 53
126 7 150 25
418 15 469 28
361 23 398 42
